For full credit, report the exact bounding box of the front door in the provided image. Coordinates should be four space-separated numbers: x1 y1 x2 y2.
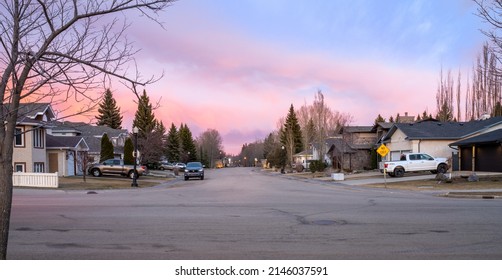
48 153 58 173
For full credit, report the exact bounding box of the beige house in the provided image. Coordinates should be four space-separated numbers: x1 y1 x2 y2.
380 117 502 161
12 103 90 176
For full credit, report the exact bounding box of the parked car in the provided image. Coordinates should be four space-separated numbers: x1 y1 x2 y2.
382 153 448 177
88 159 146 178
184 162 204 180
173 162 186 171
158 161 172 171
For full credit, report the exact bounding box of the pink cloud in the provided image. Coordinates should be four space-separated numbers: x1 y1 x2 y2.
55 4 449 154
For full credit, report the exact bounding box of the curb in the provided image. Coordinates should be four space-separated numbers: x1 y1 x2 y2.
441 192 502 199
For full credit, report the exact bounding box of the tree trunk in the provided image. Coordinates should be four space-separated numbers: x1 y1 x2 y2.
0 159 14 260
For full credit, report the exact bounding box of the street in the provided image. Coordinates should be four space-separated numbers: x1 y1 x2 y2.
8 167 502 259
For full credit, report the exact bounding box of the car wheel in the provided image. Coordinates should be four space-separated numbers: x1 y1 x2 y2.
200 176 204 180
184 177 188 181
91 169 102 177
437 163 448 174
394 167 405 177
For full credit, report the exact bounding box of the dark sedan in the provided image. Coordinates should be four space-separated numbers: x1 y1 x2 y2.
184 162 204 180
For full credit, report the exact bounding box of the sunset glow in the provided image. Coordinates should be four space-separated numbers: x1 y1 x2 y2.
59 0 487 154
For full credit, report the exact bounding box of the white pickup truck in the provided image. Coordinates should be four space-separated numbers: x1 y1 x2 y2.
382 153 448 177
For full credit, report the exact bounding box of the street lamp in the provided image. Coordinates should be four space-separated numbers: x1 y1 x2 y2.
131 126 139 187
281 145 285 174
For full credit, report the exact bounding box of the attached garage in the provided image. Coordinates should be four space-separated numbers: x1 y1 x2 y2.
450 129 502 172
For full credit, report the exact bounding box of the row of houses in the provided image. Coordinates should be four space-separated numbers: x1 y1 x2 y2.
9 103 502 176
11 103 128 177
294 113 502 173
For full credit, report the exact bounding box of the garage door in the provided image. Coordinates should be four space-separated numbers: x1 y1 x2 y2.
476 145 502 172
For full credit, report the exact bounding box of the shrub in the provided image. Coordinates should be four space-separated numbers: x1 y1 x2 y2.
309 160 327 173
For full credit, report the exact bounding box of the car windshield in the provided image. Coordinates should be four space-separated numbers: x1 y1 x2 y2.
186 162 202 168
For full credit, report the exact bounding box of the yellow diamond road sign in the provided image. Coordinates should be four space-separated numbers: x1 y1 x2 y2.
377 144 389 157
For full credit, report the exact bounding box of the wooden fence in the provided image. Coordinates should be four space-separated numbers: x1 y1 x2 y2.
13 172 59 188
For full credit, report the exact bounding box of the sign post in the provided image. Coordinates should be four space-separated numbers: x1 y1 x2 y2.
376 144 390 188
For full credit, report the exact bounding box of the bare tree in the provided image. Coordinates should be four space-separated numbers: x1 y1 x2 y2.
0 0 174 259
297 90 352 160
196 129 224 168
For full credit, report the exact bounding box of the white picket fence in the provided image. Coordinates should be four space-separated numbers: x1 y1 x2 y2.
13 172 59 188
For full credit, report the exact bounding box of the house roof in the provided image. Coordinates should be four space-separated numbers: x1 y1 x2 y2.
2 103 55 125
326 138 357 154
340 126 374 133
382 117 502 141
449 129 502 147
371 122 394 132
50 121 128 154
293 149 313 157
46 135 89 150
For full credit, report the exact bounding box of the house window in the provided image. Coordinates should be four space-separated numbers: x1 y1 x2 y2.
14 163 25 172
33 162 45 173
15 127 24 147
33 128 44 148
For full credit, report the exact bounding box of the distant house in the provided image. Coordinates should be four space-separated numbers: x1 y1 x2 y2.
449 129 502 172
380 117 502 161
325 126 377 171
293 149 314 169
48 121 129 164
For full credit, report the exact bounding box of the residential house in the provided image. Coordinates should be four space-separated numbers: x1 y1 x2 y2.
292 148 314 169
379 117 502 162
48 121 129 164
10 103 89 176
449 128 502 172
325 126 377 171
11 103 56 173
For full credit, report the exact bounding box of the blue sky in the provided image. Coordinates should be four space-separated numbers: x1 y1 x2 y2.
114 0 489 154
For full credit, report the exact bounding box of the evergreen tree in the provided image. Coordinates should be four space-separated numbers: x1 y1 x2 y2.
132 90 158 164
374 114 385 125
388 116 395 123
421 110 429 120
156 120 168 155
166 123 180 162
132 89 156 138
96 89 123 129
280 104 303 166
123 137 134 165
100 133 114 162
179 123 197 163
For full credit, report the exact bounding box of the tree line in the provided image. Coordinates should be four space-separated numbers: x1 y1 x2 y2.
95 88 224 168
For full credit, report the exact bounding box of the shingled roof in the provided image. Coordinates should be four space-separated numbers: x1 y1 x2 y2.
382 117 502 141
46 135 88 150
449 129 502 146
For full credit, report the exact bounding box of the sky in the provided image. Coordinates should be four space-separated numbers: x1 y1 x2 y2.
107 0 487 155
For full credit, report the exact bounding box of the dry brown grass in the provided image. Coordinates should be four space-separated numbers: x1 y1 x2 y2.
55 175 173 190
366 175 502 191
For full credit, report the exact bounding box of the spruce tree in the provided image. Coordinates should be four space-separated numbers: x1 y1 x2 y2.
96 89 123 129
179 123 197 163
280 104 303 165
100 133 114 162
166 123 180 162
132 89 156 138
374 114 385 125
123 137 134 165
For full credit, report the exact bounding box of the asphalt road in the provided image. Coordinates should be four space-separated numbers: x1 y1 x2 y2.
8 167 502 259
